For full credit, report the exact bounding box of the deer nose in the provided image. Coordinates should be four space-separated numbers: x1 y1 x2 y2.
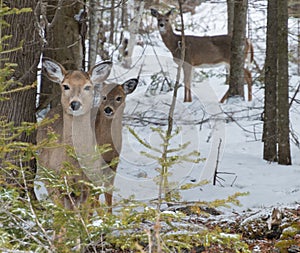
70 101 81 111
159 23 164 27
104 106 113 116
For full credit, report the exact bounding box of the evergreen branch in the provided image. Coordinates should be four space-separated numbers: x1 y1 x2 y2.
166 141 191 153
19 157 55 252
140 151 161 162
0 81 36 95
128 126 161 153
180 180 209 190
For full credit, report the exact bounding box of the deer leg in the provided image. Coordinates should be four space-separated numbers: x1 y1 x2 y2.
183 65 192 102
244 68 252 101
219 64 231 103
220 66 252 103
104 165 116 213
225 64 230 84
104 194 112 213
220 90 229 103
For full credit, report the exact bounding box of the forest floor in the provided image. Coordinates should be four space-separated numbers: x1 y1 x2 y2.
92 205 300 252
196 206 300 252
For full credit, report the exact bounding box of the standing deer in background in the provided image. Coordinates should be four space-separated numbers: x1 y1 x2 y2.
95 78 138 210
37 58 112 210
151 8 254 103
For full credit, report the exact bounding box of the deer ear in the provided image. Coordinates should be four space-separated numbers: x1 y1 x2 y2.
151 8 159 17
166 8 175 17
89 61 112 84
42 58 66 83
122 78 138 95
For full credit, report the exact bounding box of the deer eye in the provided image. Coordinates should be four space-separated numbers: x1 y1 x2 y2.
102 96 107 101
116 96 122 102
84 86 92 91
62 84 70 90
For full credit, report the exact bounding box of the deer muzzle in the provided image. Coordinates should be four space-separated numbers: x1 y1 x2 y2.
104 106 114 116
70 101 82 111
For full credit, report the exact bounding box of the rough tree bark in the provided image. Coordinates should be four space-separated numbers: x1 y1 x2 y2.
109 0 115 44
227 0 234 35
277 0 292 165
263 0 278 162
121 0 128 30
228 0 248 100
39 0 83 109
88 0 99 68
122 0 145 68
0 0 41 199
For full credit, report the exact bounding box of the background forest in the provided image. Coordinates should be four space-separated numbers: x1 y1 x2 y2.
0 0 300 252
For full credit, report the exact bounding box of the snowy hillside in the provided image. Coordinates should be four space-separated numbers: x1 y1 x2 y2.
103 0 300 215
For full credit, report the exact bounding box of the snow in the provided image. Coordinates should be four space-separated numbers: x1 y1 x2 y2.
36 1 300 216
107 1 300 215
112 71 300 213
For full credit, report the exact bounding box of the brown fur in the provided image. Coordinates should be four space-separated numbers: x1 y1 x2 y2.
37 58 112 210
151 9 254 103
94 79 138 210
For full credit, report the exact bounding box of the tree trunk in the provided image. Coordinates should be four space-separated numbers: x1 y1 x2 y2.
263 0 278 162
109 0 115 44
39 0 83 109
121 0 128 30
277 0 292 165
88 0 100 68
97 1 109 61
228 0 248 100
122 0 145 68
0 0 41 199
227 0 234 35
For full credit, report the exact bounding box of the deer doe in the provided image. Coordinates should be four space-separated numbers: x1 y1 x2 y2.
151 8 254 103
94 78 138 210
37 58 112 210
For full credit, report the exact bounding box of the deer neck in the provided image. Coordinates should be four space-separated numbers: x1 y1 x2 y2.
96 105 124 152
63 111 103 184
160 24 180 55
103 109 123 137
63 111 95 154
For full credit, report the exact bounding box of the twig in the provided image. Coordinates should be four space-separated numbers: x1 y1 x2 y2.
289 83 300 108
19 157 55 252
1 209 47 249
63 177 97 253
47 0 64 30
213 139 222 186
223 110 256 134
290 124 300 148
231 175 238 187
0 249 37 253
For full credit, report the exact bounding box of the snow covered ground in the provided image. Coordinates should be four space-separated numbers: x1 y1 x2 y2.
107 1 300 215
36 1 300 216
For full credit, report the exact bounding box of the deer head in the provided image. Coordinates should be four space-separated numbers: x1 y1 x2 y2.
100 78 138 118
151 8 175 34
42 58 112 116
